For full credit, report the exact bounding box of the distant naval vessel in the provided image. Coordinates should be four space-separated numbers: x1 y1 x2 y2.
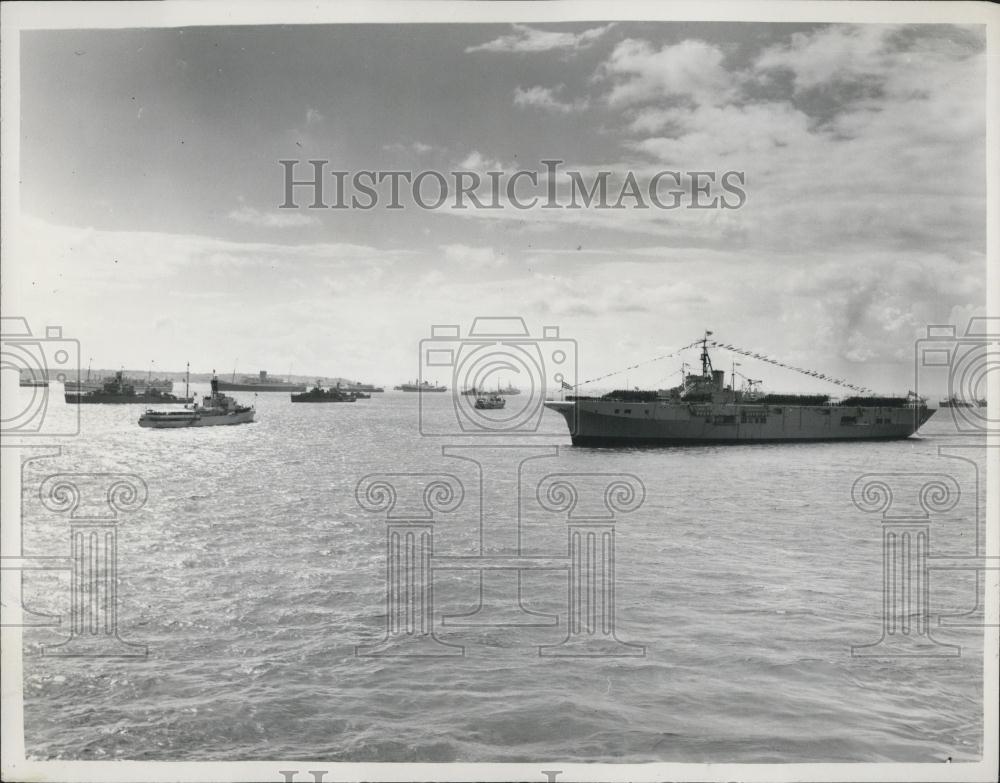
65 371 192 405
545 334 934 446
217 370 305 392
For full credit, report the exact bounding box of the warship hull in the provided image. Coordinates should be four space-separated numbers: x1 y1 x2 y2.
66 394 193 405
290 396 357 403
546 400 935 446
217 381 305 392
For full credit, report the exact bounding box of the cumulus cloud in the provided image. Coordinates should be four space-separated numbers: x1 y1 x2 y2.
466 23 615 54
382 140 435 154
457 150 506 171
601 38 737 107
756 24 896 93
441 243 507 269
513 85 589 113
228 205 319 228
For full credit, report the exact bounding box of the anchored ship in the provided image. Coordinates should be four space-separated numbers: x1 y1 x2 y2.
217 370 306 392
65 360 175 394
394 380 447 392
461 382 521 396
65 374 174 394
66 371 192 405
139 375 255 427
291 382 359 403
343 381 384 393
545 333 935 446
940 396 986 408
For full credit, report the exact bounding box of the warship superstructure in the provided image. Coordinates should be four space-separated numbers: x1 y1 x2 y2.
66 371 192 405
545 334 934 446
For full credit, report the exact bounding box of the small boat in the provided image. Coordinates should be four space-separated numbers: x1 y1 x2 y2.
139 372 255 427
290 381 358 403
462 382 521 396
474 393 506 410
395 380 447 392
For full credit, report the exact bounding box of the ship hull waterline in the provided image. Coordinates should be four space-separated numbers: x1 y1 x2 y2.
545 401 937 447
216 383 306 392
66 395 193 405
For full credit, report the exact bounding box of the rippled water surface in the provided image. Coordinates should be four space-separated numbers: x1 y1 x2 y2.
18 389 986 762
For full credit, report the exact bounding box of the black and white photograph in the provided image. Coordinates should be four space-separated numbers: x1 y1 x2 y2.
1 2 997 781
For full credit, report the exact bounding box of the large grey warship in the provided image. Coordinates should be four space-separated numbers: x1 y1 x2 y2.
545 334 934 446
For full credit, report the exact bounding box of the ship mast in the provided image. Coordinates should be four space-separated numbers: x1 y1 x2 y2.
700 330 714 377
185 362 190 401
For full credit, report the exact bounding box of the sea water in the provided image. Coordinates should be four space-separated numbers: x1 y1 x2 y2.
17 388 986 762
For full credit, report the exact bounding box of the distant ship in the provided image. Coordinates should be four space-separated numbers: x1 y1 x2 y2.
139 376 255 428
939 396 985 408
65 375 173 394
19 376 49 388
217 370 305 392
545 333 935 446
291 381 359 403
66 371 192 405
394 380 447 392
343 381 384 393
461 382 521 396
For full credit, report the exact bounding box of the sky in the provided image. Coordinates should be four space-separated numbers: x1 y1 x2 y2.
6 21 988 394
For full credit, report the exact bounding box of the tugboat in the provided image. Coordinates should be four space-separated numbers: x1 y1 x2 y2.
290 381 358 403
394 380 447 392
139 373 255 427
474 392 506 410
66 371 192 404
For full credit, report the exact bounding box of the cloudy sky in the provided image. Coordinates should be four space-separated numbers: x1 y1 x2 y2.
7 21 987 393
